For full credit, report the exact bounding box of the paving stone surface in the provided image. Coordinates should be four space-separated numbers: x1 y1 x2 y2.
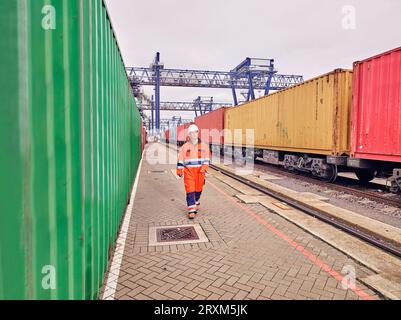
100 143 381 300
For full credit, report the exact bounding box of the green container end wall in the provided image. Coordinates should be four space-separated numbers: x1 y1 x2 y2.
0 0 142 299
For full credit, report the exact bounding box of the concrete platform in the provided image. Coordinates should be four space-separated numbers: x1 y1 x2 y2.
100 143 381 300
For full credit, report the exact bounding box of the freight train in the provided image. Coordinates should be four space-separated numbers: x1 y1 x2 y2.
165 47 401 193
0 1 146 299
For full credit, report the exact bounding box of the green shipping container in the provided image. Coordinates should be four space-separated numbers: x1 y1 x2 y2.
0 0 142 299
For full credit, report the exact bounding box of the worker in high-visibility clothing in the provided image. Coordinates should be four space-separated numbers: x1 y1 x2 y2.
176 124 211 219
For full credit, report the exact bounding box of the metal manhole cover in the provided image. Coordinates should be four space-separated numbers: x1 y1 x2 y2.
157 226 199 242
149 224 209 246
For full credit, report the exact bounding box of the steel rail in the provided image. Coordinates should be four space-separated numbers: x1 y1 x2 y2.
252 161 401 209
209 163 401 259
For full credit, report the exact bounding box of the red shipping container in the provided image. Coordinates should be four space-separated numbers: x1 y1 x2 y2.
176 122 193 143
351 46 401 163
195 107 226 145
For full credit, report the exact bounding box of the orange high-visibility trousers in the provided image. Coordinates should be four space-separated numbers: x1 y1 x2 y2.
184 167 206 211
183 167 206 193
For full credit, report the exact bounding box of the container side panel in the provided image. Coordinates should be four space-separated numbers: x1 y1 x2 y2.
0 0 27 300
351 48 401 162
0 0 142 299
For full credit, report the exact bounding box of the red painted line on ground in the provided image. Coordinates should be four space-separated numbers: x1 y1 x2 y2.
206 179 374 301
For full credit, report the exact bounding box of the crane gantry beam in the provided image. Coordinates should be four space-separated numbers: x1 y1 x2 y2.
127 67 303 90
140 101 230 112
142 115 192 132
139 95 230 126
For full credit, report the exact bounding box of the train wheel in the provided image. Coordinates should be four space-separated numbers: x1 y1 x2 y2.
355 169 376 184
326 164 338 183
312 163 338 183
283 158 294 172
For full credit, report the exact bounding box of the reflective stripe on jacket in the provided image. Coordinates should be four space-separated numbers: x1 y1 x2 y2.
176 140 210 175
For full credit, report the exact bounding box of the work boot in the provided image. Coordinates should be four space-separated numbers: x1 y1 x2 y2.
188 212 196 219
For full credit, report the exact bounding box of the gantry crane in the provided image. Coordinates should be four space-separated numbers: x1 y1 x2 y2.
127 53 303 131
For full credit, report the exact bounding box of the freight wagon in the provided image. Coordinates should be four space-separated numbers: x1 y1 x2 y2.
192 48 401 192
349 46 401 192
222 69 353 182
0 0 143 299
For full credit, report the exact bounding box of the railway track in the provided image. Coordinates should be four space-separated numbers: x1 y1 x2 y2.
250 160 401 209
209 163 401 259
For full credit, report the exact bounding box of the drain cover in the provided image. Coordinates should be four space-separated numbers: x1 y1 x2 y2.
149 224 209 246
157 226 199 242
148 170 167 174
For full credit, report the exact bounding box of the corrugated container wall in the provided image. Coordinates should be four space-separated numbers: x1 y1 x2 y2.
195 108 226 145
0 0 142 299
224 69 353 156
351 47 401 163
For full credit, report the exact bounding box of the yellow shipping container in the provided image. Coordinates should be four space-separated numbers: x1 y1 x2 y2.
224 69 353 156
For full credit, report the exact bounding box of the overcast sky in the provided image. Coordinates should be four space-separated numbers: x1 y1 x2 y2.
105 0 401 122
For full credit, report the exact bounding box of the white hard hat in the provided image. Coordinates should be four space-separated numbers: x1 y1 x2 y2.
188 124 199 134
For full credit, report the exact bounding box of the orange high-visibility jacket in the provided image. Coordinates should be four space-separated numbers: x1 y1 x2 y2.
176 140 211 177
